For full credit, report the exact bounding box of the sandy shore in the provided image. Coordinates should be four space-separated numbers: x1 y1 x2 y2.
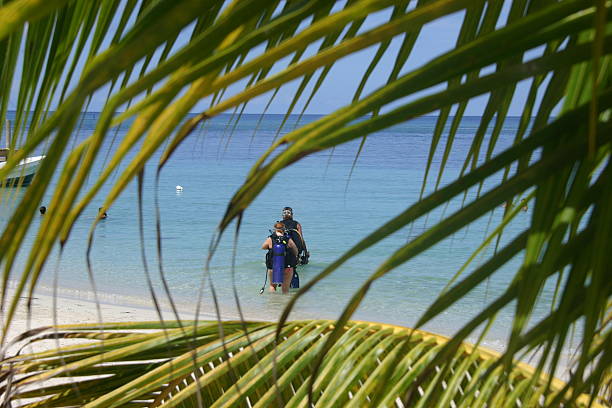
1 288 225 357
1 288 574 383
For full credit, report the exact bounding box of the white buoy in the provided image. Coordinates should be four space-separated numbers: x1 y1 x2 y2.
176 185 183 191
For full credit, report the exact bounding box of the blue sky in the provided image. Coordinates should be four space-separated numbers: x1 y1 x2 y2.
9 2 539 116
183 2 537 117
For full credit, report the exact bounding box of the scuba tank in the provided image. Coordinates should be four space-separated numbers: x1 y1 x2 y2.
271 234 288 285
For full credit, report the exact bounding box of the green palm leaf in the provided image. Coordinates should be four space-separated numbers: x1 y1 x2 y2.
1 321 602 407
0 0 610 406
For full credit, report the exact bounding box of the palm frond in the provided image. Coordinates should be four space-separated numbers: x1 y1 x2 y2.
0 0 610 406
1 320 602 407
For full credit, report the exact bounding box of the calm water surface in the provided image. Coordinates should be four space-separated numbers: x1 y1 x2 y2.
2 113 562 351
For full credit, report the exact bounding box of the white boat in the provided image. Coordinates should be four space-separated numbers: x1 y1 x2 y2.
1 121 44 187
0 152 45 187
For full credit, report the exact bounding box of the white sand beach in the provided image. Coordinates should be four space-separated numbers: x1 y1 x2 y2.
1 288 219 357
2 288 575 383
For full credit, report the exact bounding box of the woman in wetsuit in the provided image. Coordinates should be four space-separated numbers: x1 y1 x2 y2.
261 222 298 293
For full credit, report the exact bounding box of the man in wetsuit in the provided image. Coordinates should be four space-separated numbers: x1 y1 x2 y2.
280 207 309 264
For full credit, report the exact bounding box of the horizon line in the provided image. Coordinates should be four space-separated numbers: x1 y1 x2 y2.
5 110 526 118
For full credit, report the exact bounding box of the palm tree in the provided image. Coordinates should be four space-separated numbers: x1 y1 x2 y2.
0 0 610 406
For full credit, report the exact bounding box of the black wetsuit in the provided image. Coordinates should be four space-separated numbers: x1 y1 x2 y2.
280 219 304 254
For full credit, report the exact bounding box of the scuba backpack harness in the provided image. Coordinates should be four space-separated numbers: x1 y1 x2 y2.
259 232 300 294
280 219 310 265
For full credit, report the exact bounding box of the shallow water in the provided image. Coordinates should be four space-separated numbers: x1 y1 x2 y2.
1 112 566 353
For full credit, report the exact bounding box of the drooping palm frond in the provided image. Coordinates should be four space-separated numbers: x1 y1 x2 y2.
215 4 612 406
1 320 604 407
0 0 610 407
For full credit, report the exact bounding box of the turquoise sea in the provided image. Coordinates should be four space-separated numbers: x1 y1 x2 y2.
2 113 563 353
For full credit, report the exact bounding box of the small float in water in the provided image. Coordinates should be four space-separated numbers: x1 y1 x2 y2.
0 121 44 187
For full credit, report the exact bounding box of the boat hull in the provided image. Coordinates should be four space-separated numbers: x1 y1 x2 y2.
0 155 44 187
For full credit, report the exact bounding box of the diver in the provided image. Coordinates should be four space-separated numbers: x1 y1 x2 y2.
262 221 298 293
280 207 309 264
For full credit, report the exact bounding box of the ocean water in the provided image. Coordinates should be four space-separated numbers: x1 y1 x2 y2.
2 112 563 352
